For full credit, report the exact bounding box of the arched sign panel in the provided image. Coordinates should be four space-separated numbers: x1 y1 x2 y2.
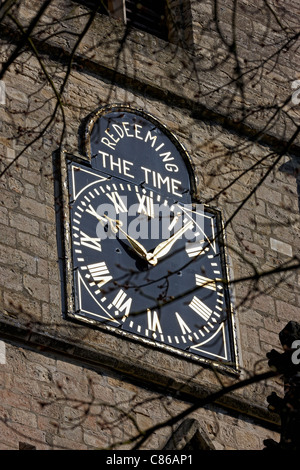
86 106 196 203
62 105 238 369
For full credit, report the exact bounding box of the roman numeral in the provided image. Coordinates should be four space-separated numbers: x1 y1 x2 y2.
147 309 162 334
86 204 107 224
85 261 112 288
175 312 192 335
189 296 212 321
112 289 132 317
185 240 204 257
80 231 102 252
195 274 216 290
137 193 154 218
106 191 127 213
167 211 182 232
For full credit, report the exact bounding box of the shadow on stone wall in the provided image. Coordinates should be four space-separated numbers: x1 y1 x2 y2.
279 156 300 212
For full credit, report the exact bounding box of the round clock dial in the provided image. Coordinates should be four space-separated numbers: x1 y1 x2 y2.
70 165 229 357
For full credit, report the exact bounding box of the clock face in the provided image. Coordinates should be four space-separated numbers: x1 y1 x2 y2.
63 106 237 367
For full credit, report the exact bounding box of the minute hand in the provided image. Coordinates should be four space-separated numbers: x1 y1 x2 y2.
149 220 194 263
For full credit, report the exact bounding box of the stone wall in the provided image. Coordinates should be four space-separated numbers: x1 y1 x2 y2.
0 0 299 450
0 340 280 450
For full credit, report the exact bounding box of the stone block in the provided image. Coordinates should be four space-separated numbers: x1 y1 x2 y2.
0 81 5 105
270 238 293 257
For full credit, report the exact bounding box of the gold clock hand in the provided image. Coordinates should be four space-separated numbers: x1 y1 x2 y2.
103 215 157 265
148 220 194 264
87 206 155 264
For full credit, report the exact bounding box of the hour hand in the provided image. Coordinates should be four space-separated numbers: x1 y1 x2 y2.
86 206 155 264
104 215 157 265
117 223 150 262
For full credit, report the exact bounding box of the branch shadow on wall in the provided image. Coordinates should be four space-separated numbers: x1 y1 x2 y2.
279 155 300 212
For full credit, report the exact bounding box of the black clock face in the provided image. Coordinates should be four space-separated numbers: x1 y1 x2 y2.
63 106 237 367
68 163 235 364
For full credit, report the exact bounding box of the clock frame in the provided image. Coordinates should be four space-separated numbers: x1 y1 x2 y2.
59 105 239 370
